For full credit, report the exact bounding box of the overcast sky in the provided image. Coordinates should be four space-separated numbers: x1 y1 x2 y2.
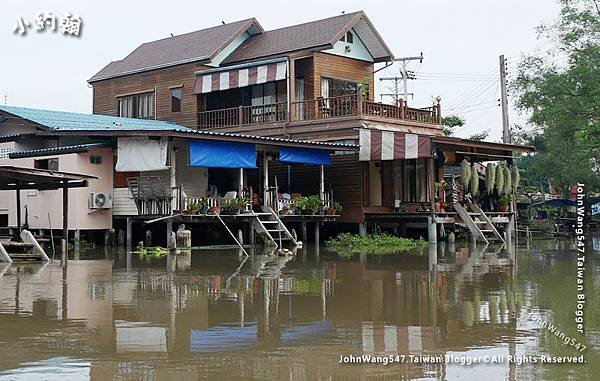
1 0 561 141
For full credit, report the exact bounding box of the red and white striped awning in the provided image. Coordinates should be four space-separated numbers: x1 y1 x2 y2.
193 61 287 94
359 129 431 161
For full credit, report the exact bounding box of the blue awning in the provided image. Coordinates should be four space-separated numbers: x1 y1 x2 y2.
189 140 256 168
279 147 331 166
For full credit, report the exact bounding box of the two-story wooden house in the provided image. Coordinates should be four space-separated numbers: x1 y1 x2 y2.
89 11 533 239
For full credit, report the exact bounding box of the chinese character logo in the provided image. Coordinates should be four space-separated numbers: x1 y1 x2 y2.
13 12 82 37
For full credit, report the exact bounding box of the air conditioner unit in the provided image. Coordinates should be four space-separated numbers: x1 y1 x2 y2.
90 192 113 209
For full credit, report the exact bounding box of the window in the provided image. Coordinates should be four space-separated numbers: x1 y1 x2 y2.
0 147 13 160
346 31 353 44
332 139 358 156
90 155 102 165
321 77 358 98
393 159 430 202
171 88 182 112
249 80 287 106
117 92 154 119
34 158 59 171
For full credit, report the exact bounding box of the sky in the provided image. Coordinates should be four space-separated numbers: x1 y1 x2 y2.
0 0 561 141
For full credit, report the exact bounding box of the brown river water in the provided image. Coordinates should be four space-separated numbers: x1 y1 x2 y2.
0 237 598 380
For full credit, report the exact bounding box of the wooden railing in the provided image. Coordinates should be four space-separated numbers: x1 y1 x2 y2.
198 102 287 129
198 95 441 129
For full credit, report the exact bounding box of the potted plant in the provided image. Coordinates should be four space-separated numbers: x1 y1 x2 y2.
208 200 221 215
187 201 200 215
293 197 310 215
498 194 513 212
306 195 325 215
332 201 343 215
197 197 209 215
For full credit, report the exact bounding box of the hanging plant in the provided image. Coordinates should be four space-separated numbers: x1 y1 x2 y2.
495 162 505 194
486 163 496 194
470 165 480 196
503 164 512 195
511 163 520 189
461 160 471 192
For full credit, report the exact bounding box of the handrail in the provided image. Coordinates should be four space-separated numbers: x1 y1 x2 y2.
198 95 441 129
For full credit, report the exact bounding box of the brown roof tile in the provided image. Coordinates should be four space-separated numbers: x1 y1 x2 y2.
222 12 362 64
89 18 261 82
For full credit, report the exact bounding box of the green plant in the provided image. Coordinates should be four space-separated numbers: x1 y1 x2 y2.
486 163 496 194
332 201 343 214
461 160 471 192
495 162 505 194
503 164 512 194
326 233 428 257
470 166 480 196
511 164 520 189
69 238 95 250
294 195 323 213
499 194 515 205
188 201 201 214
358 75 370 97
135 243 168 257
529 219 555 234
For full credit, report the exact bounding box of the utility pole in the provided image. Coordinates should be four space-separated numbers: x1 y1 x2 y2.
379 76 402 105
499 54 510 143
394 52 423 105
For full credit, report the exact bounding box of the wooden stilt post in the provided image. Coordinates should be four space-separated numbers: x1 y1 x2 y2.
166 220 173 248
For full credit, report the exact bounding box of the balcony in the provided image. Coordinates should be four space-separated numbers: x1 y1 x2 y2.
198 94 441 130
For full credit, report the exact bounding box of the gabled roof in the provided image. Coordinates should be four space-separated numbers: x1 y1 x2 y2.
222 11 394 64
88 18 263 83
0 106 358 151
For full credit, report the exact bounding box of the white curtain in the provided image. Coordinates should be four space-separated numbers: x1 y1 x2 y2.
116 137 168 172
320 78 330 98
118 97 134 118
295 78 305 120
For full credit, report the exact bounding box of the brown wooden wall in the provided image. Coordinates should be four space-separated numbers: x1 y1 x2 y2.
312 52 375 101
91 63 206 129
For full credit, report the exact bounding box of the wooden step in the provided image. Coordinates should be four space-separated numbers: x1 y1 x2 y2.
3 242 34 248
8 253 44 261
261 221 279 224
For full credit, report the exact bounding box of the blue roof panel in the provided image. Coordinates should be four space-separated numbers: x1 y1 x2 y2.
0 105 196 132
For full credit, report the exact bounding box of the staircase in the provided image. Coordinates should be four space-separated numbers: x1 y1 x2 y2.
251 207 298 249
453 203 505 245
0 230 50 263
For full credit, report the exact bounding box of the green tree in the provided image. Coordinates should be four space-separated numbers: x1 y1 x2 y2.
512 0 600 195
441 115 464 136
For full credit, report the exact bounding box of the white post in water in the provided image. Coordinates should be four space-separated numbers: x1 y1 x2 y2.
238 168 244 196
319 165 325 203
170 144 177 213
428 216 437 244
263 153 270 208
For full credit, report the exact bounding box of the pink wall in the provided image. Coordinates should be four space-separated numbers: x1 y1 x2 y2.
0 147 114 230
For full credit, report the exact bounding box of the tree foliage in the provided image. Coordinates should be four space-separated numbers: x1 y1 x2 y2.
512 0 600 194
442 115 465 136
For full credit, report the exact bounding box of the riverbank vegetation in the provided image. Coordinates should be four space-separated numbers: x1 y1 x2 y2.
326 233 428 257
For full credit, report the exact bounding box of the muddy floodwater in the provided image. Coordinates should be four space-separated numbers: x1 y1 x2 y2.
0 238 598 380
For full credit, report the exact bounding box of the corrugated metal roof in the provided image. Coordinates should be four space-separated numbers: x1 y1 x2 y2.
0 105 358 149
9 142 111 159
0 105 196 132
88 19 262 82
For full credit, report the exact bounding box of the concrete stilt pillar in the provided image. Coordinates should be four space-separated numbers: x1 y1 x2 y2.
74 229 81 260
166 220 173 248
314 222 320 245
428 216 437 245
301 222 308 244
118 229 125 247
145 230 152 246
237 229 244 246
126 217 132 252
61 238 67 266
104 230 111 247
176 224 191 248
248 225 255 246
358 223 367 237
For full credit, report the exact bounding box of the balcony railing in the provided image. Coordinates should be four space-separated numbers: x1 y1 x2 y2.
198 102 288 129
198 95 441 129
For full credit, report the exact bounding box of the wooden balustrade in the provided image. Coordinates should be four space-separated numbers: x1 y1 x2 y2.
198 95 441 129
198 102 287 129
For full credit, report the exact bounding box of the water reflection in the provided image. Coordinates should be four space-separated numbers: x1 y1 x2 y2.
0 238 597 380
